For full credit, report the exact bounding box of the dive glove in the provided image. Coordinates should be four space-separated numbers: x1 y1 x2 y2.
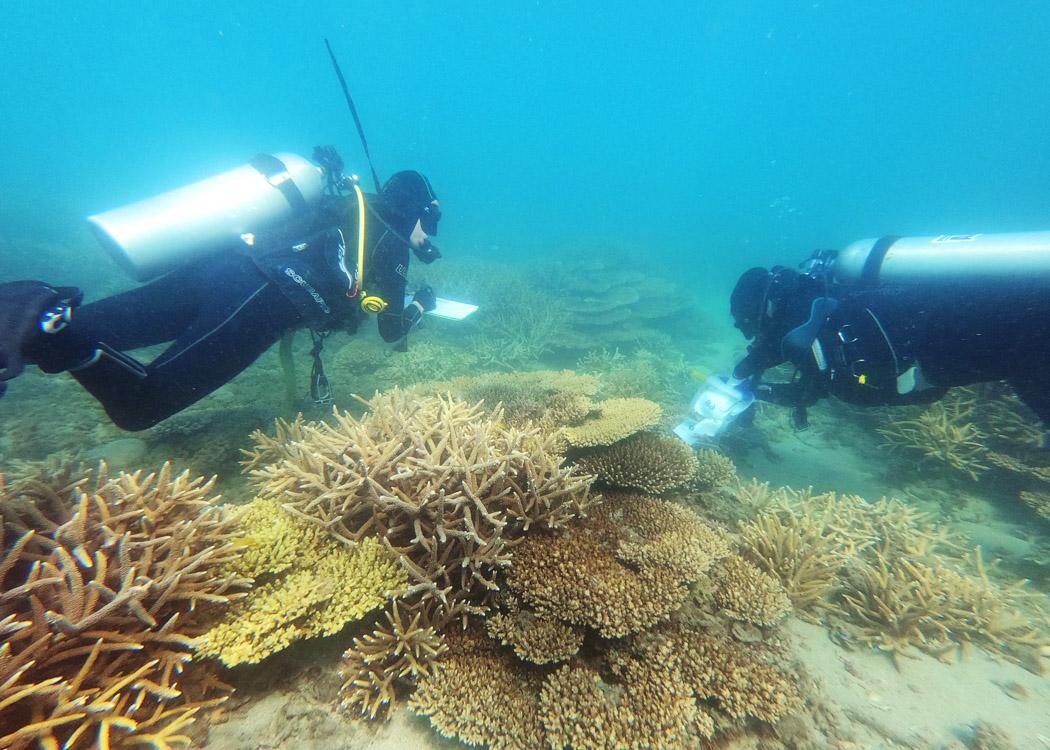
412 286 437 312
0 281 82 397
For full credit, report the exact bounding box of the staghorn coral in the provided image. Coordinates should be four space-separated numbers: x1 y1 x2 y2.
835 548 1050 672
484 609 583 665
409 626 545 750
197 499 406 667
739 511 843 616
339 602 448 720
0 462 245 750
506 494 729 638
561 397 662 448
574 431 698 495
540 641 702 750
250 391 597 626
712 555 792 628
878 400 989 480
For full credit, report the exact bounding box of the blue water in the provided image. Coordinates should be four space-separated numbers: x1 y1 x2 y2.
4 1 1050 294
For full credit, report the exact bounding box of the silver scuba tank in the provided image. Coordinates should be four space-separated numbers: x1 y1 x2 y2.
87 153 324 281
833 231 1050 287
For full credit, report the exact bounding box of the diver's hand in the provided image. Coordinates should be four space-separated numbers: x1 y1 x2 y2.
412 286 437 312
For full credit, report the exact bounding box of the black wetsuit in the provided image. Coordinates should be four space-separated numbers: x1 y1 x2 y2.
732 276 1050 425
32 196 424 431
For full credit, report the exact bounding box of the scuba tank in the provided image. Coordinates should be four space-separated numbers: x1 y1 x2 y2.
88 153 324 281
830 231 1050 288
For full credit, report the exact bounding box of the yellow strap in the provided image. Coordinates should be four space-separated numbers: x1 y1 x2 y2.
353 182 367 289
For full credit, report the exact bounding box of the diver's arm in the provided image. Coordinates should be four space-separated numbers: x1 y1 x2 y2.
731 336 784 383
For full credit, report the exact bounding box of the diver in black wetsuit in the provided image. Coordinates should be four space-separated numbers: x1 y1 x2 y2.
0 169 442 431
728 250 1050 430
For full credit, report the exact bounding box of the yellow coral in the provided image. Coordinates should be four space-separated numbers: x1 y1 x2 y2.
562 397 662 448
198 500 406 666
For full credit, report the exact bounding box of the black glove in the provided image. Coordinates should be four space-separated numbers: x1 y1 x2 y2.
412 285 437 312
412 239 442 264
0 281 82 397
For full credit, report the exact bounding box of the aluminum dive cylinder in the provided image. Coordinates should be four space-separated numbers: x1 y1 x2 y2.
87 153 324 281
833 231 1050 287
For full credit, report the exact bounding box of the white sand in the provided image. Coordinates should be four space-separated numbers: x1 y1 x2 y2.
789 618 1050 749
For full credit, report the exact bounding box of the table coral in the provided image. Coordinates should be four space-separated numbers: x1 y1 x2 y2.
561 397 663 448
484 609 584 665
713 554 792 627
506 494 729 638
540 642 701 750
573 432 698 495
409 627 545 750
691 447 737 492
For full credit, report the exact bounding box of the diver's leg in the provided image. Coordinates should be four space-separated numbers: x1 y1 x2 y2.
29 257 219 372
69 263 303 430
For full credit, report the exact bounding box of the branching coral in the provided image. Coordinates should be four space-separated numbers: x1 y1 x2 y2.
197 499 407 667
0 462 246 750
249 391 597 626
561 397 662 448
878 400 989 479
739 511 843 616
573 432 698 495
836 548 1050 672
340 602 448 720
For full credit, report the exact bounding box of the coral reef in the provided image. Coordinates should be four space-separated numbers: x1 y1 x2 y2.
410 492 801 749
691 447 738 492
410 369 600 428
244 390 596 718
877 399 988 480
0 462 245 750
505 493 730 638
485 608 584 665
712 554 792 628
736 486 1050 672
197 499 406 667
561 397 662 448
573 431 698 495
